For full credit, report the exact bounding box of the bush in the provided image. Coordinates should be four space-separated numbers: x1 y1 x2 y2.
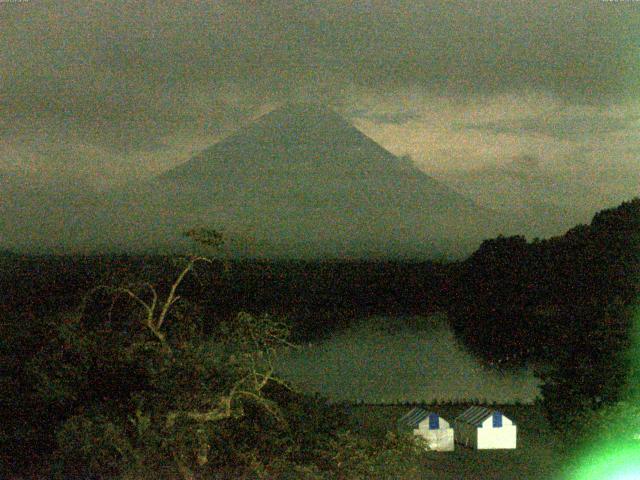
562 400 640 448
24 252 434 479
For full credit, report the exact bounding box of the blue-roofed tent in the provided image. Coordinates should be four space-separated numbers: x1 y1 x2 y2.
397 408 454 451
454 406 516 450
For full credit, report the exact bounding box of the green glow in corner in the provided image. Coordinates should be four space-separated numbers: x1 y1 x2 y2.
565 441 640 480
561 304 640 480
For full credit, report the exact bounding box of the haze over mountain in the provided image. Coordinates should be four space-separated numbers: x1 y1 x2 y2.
1 103 520 259
0 171 101 252
434 155 626 238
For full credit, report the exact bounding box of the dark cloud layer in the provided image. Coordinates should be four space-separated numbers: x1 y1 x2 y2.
462 113 639 140
3 1 638 116
350 108 422 125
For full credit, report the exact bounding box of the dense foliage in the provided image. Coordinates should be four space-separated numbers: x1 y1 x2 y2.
447 198 640 432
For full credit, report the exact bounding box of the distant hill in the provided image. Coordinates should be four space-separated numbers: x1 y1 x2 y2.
1 104 519 258
434 159 619 238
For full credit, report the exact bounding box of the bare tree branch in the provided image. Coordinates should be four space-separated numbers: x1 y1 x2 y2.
156 256 211 331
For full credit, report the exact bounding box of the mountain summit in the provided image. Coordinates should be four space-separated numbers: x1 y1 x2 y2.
162 102 406 181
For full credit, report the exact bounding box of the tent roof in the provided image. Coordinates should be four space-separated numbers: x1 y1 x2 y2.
398 408 436 428
455 406 507 427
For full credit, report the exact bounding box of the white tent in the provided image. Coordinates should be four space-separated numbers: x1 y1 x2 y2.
454 406 516 449
397 407 455 451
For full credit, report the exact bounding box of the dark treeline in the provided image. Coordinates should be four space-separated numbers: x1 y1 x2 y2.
195 259 447 339
446 197 640 430
1 254 447 340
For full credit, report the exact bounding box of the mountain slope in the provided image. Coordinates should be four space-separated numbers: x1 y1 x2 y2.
160 103 462 210
434 160 617 238
0 172 102 253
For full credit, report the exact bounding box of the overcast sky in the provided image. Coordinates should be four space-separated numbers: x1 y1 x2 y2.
1 0 639 197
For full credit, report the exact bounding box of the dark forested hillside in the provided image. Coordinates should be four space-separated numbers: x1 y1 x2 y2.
446 197 640 429
447 198 640 363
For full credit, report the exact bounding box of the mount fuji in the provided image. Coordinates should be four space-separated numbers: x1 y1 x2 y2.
2 104 519 258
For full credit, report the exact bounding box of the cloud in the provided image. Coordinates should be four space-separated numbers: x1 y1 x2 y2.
509 154 541 171
351 109 422 125
462 113 638 140
348 90 640 211
3 1 638 111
